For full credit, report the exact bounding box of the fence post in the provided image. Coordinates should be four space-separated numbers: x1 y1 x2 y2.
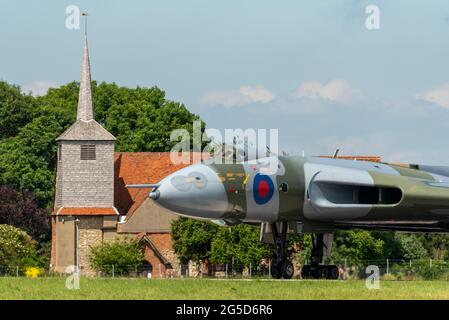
16 265 19 277
386 259 389 274
410 260 412 268
112 265 115 278
268 262 271 278
430 259 432 268
225 264 228 279
159 264 162 278
249 263 252 279
344 258 347 270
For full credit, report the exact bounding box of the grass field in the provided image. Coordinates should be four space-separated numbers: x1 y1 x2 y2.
0 278 449 300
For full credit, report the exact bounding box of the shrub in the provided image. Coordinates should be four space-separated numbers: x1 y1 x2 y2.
381 273 397 281
89 238 144 276
0 224 35 268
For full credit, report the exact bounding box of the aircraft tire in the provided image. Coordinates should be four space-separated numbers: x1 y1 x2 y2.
321 266 330 279
281 261 294 279
329 265 339 280
270 262 282 279
301 265 310 279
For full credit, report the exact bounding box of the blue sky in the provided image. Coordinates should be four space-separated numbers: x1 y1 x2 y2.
2 0 449 164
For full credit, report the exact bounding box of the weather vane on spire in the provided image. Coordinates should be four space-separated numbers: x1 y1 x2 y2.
81 11 89 35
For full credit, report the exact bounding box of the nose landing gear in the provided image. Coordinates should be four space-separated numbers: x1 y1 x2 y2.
270 222 294 279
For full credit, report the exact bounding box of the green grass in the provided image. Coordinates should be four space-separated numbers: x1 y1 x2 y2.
0 277 448 300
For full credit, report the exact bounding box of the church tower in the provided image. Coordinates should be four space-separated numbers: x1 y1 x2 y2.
52 27 118 274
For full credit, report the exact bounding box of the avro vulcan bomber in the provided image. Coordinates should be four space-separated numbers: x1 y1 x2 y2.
129 155 449 279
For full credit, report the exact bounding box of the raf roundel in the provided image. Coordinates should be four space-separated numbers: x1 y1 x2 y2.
253 173 274 205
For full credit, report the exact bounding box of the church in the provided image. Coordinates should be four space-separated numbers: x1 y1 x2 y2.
50 32 194 277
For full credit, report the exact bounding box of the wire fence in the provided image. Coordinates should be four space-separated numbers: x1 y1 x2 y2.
2 259 449 280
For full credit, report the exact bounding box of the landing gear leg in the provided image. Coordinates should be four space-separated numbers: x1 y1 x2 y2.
301 233 339 280
270 222 294 279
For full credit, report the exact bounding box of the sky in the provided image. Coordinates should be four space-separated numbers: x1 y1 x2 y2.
1 0 449 164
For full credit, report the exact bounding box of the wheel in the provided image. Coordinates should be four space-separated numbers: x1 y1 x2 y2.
281 261 294 279
329 265 339 280
270 261 282 279
301 265 310 279
309 265 320 279
321 266 329 279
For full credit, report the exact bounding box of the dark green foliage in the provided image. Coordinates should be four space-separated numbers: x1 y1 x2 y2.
210 224 272 266
89 238 144 275
171 217 219 264
0 81 36 139
416 234 449 260
172 219 272 267
330 230 384 265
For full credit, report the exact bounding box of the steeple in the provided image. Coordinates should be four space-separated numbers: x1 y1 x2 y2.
77 26 94 121
56 14 115 141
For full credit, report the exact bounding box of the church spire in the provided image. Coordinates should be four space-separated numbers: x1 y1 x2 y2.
77 13 94 121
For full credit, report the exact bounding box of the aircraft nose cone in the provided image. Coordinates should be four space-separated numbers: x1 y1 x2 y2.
149 189 160 200
153 164 228 219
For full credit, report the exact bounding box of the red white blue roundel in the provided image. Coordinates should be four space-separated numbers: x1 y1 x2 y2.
253 173 274 205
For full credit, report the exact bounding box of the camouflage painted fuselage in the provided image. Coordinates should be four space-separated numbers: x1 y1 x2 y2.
154 156 449 232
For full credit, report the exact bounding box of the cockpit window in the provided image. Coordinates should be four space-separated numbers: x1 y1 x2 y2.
279 182 288 193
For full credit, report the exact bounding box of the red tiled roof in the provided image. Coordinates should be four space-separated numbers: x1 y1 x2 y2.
54 207 118 216
114 152 206 216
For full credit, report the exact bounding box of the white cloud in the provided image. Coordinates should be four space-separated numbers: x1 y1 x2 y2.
416 83 449 109
294 79 362 104
22 80 58 96
200 85 274 107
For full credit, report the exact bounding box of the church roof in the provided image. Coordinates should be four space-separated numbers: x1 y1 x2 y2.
114 152 206 216
56 119 116 141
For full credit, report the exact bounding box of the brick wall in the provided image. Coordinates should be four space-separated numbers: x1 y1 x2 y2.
78 216 104 276
146 233 179 278
50 216 57 269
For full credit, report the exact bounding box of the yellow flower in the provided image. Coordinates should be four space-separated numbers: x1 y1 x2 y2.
25 267 41 278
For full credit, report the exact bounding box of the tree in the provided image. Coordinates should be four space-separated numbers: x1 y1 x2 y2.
0 185 50 240
374 231 429 261
395 233 428 260
0 224 35 268
210 224 272 266
0 114 65 206
0 81 36 139
331 230 384 264
416 234 449 260
89 237 144 275
171 217 219 264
